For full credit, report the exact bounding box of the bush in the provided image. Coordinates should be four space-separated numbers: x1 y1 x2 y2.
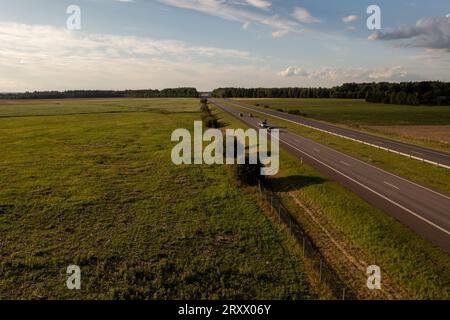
225 137 264 185
234 159 264 186
204 116 218 128
200 103 210 113
277 108 284 113
287 109 307 117
264 105 270 108
200 98 208 104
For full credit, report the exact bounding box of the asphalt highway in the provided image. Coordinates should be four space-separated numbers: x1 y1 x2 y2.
211 98 450 254
225 99 450 169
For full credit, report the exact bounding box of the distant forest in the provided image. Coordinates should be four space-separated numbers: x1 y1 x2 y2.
2 82 450 106
0 88 199 99
212 82 450 106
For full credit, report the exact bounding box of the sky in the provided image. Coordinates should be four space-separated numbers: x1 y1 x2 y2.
0 0 449 91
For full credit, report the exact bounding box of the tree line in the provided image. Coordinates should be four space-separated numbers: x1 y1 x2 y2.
2 82 449 106
0 88 199 99
211 82 450 106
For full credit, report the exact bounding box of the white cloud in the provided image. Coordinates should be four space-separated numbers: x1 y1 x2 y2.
244 0 271 10
277 66 309 77
0 22 258 91
342 15 359 24
271 29 289 38
369 15 450 51
292 7 322 24
278 66 409 81
158 0 304 35
0 22 251 60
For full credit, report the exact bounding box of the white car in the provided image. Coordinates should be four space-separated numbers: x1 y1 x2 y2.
259 120 268 128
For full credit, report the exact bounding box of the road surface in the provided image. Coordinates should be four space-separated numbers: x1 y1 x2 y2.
211 98 450 254
224 99 450 169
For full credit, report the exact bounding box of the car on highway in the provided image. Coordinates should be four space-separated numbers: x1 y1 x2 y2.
259 120 268 128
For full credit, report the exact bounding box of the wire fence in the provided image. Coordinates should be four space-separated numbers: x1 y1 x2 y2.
258 180 356 300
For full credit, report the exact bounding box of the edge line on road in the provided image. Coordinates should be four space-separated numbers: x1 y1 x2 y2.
213 100 450 237
226 100 450 169
222 100 450 201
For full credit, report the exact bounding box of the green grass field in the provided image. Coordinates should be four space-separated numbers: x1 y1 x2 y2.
226 101 450 196
0 99 313 299
235 98 450 154
0 98 199 117
212 104 450 300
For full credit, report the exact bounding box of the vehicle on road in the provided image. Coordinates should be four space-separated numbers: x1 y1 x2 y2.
259 120 268 128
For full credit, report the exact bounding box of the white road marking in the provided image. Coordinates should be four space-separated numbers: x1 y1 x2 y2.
314 148 320 153
221 100 450 201
275 138 450 236
226 100 450 170
384 181 400 190
217 101 450 238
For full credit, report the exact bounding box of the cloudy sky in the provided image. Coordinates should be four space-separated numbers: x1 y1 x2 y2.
0 0 449 91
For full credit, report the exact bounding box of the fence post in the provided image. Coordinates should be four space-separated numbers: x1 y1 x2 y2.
263 183 350 301
270 196 274 213
302 237 306 257
319 259 323 281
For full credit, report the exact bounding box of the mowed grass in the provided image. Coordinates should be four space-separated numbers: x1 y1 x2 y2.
235 98 450 154
0 99 313 299
226 102 450 196
211 104 450 300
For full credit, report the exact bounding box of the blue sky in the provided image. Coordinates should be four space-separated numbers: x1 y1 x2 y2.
0 0 449 91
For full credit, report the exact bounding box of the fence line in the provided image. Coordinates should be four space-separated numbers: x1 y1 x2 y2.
258 180 356 300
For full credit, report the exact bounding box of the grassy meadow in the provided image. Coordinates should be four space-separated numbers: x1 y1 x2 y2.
0 98 313 299
211 104 450 300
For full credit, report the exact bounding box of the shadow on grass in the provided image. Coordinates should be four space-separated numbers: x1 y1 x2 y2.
218 121 231 128
268 175 327 192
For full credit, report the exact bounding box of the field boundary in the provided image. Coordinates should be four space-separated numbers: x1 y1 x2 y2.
257 179 356 300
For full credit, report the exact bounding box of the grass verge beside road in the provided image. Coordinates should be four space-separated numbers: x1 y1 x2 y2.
235 98 450 154
226 101 450 196
211 102 450 300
